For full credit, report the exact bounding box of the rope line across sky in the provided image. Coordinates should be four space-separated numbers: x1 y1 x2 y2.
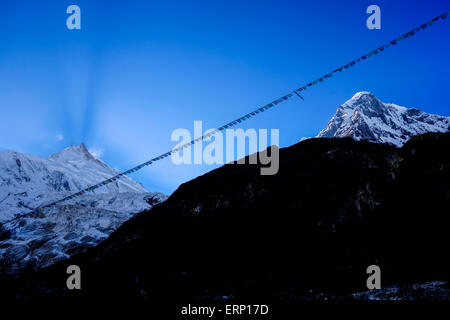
29 10 449 215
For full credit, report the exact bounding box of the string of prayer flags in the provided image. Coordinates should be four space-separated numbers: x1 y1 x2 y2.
30 10 450 215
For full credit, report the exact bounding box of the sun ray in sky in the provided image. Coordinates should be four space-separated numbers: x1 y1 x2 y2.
0 0 449 194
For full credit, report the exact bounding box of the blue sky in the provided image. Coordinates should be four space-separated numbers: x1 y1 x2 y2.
0 0 449 195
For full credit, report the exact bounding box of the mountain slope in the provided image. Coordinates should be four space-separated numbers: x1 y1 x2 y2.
0 143 150 221
4 133 448 303
317 92 449 146
0 143 166 272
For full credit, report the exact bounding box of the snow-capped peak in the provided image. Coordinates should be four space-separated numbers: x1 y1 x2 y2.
317 92 450 146
351 91 375 100
0 144 167 273
49 142 91 160
49 143 106 167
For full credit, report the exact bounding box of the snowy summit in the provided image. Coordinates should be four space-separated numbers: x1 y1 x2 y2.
0 143 166 273
317 92 450 146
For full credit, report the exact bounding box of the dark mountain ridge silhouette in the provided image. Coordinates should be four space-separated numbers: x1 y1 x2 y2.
1 132 449 304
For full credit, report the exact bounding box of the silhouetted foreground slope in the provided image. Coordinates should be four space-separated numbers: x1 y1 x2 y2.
1 133 449 304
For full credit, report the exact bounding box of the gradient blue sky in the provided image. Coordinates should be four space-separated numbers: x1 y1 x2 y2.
0 0 449 194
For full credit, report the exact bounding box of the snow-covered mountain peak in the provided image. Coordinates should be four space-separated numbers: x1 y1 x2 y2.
0 144 167 273
0 143 152 220
351 91 375 100
49 142 106 167
318 92 449 146
342 91 384 113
